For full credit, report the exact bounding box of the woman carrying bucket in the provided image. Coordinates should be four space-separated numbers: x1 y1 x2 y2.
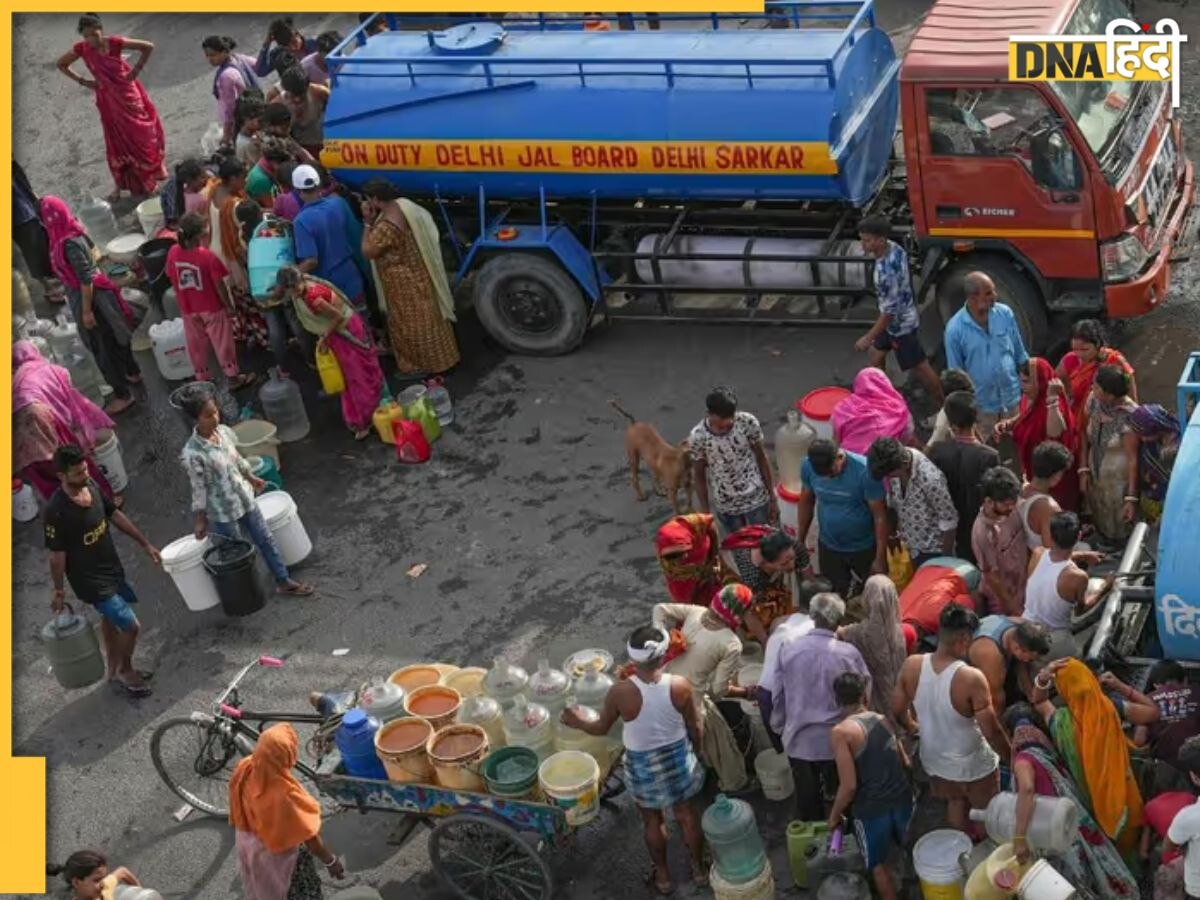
178 391 313 597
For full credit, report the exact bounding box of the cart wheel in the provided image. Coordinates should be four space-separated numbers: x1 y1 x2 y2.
429 813 553 900
601 761 626 803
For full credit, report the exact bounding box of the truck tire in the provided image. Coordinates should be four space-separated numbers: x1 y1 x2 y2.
935 257 1049 354
472 253 590 356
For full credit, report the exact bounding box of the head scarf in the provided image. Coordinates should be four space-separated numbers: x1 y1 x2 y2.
840 575 907 717
1013 357 1078 478
39 196 89 288
1130 404 1180 502
628 626 671 663
711 584 753 631
228 723 321 853
1063 345 1132 423
1130 403 1179 438
657 514 723 605
830 368 913 455
1054 659 1143 842
12 341 113 452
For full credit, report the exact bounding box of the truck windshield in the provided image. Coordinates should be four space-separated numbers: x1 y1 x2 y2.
1048 0 1146 156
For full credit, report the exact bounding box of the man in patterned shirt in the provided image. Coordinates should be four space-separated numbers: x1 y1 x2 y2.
855 216 943 414
867 437 958 569
690 386 778 535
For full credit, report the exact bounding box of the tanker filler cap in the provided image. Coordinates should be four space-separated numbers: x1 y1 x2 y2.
427 22 506 55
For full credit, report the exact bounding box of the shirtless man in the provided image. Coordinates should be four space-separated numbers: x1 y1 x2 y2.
968 616 1051 711
1023 512 1115 660
893 603 1010 831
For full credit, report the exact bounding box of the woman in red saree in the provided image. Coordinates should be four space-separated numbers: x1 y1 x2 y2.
56 15 166 200
998 357 1080 512
656 514 727 607
1055 319 1136 428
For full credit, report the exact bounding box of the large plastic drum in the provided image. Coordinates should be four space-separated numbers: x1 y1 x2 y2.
161 535 221 611
255 490 312 566
797 387 850 441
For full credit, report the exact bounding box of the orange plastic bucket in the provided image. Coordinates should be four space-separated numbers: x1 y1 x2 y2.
426 724 489 791
374 717 434 784
405 685 462 730
389 664 442 693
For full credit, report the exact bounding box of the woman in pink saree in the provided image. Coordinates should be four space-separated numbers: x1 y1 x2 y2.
57 15 166 199
12 341 118 503
275 266 384 441
831 367 915 454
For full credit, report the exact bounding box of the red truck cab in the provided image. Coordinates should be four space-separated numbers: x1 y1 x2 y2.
902 0 1194 350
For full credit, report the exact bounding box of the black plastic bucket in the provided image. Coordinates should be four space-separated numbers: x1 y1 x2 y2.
137 237 176 300
203 538 266 617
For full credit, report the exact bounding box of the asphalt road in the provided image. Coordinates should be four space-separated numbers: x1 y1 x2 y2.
10 5 1200 899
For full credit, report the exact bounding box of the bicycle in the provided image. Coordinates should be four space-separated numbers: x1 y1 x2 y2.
150 655 336 817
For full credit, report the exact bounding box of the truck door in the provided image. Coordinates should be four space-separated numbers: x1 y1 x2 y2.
917 86 1098 281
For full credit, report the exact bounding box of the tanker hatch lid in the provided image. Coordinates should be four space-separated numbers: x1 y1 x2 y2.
427 22 505 55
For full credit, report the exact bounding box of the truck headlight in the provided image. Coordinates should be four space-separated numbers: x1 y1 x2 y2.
1100 234 1150 283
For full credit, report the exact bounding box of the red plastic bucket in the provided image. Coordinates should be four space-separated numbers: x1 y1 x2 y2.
797 387 851 440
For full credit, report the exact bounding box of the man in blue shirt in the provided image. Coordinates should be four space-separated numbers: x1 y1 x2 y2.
291 164 366 310
944 271 1029 443
794 438 889 598
855 216 944 411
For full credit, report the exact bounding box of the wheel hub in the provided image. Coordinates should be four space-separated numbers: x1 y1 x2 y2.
498 278 562 336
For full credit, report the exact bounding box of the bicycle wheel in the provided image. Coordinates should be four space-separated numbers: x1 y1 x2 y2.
151 716 244 816
429 813 552 900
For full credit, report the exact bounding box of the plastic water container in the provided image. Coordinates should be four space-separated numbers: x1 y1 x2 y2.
394 419 432 463
787 821 829 889
329 888 384 900
775 409 816 492
42 607 106 690
12 270 33 316
254 490 312 566
443 667 487 698
12 479 39 522
316 346 344 395
482 745 539 799
404 684 462 731
149 319 195 380
160 535 221 611
459 694 506 750
538 750 601 827
816 873 871 900
806 829 865 893
702 794 768 885
554 706 611 770
232 420 281 470
753 749 794 800
711 861 775 900
259 369 310 442
247 217 294 299
162 286 181 319
374 717 434 784
335 709 388 780
572 668 614 708
503 695 554 760
93 429 128 493
358 679 408 724
969 793 1078 854
963 842 1028 900
426 724 489 791
1017 860 1075 900
78 197 119 248
248 455 283 491
373 402 404 444
529 659 571 716
425 377 454 425
484 657 529 708
912 829 971 900
798 387 851 441
135 196 165 236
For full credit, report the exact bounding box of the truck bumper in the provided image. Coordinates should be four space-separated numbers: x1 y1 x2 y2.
1105 159 1196 318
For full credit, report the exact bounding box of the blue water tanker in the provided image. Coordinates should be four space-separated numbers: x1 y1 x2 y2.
323 11 899 205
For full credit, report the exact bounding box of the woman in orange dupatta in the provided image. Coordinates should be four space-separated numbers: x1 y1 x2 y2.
229 724 345 899
1056 319 1136 427
1041 659 1143 857
656 513 728 607
205 155 268 349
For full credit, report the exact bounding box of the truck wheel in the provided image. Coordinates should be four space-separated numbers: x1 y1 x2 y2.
473 253 589 356
935 258 1049 354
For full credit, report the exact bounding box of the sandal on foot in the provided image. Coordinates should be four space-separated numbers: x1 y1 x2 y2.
277 582 315 597
112 679 152 698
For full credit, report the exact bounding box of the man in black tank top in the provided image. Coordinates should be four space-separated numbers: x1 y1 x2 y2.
827 673 913 900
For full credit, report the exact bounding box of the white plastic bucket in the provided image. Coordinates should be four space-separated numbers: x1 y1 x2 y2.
135 197 164 236
12 480 39 522
93 430 129 492
753 749 794 801
149 319 194 381
538 750 600 827
255 491 312 566
710 861 775 900
160 535 221 611
1018 860 1075 900
912 829 971 900
232 420 281 469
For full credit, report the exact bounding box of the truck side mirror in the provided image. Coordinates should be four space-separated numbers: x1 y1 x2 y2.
1032 128 1083 193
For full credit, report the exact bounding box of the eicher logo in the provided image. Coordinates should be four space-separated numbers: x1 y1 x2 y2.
1008 18 1186 108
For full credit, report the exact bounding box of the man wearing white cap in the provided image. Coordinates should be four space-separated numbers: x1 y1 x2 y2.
290 163 367 310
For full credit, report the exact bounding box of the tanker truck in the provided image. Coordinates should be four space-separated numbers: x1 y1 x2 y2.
323 1 1195 356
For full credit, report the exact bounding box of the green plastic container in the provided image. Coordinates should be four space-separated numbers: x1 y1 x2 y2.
786 820 830 888
481 746 540 799
248 455 283 491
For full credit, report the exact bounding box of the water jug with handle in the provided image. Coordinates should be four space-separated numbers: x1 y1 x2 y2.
41 604 105 690
964 842 1028 900
358 679 408 724
774 409 816 492
260 368 311 442
969 793 1078 854
529 658 571 715
411 396 442 443
483 656 529 708
316 345 345 395
393 419 431 464
702 794 768 885
425 376 454 425
335 708 388 779
502 695 554 760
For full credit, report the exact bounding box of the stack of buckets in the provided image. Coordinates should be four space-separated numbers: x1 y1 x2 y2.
703 795 775 900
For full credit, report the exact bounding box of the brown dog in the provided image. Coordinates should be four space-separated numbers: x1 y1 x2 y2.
611 399 693 514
